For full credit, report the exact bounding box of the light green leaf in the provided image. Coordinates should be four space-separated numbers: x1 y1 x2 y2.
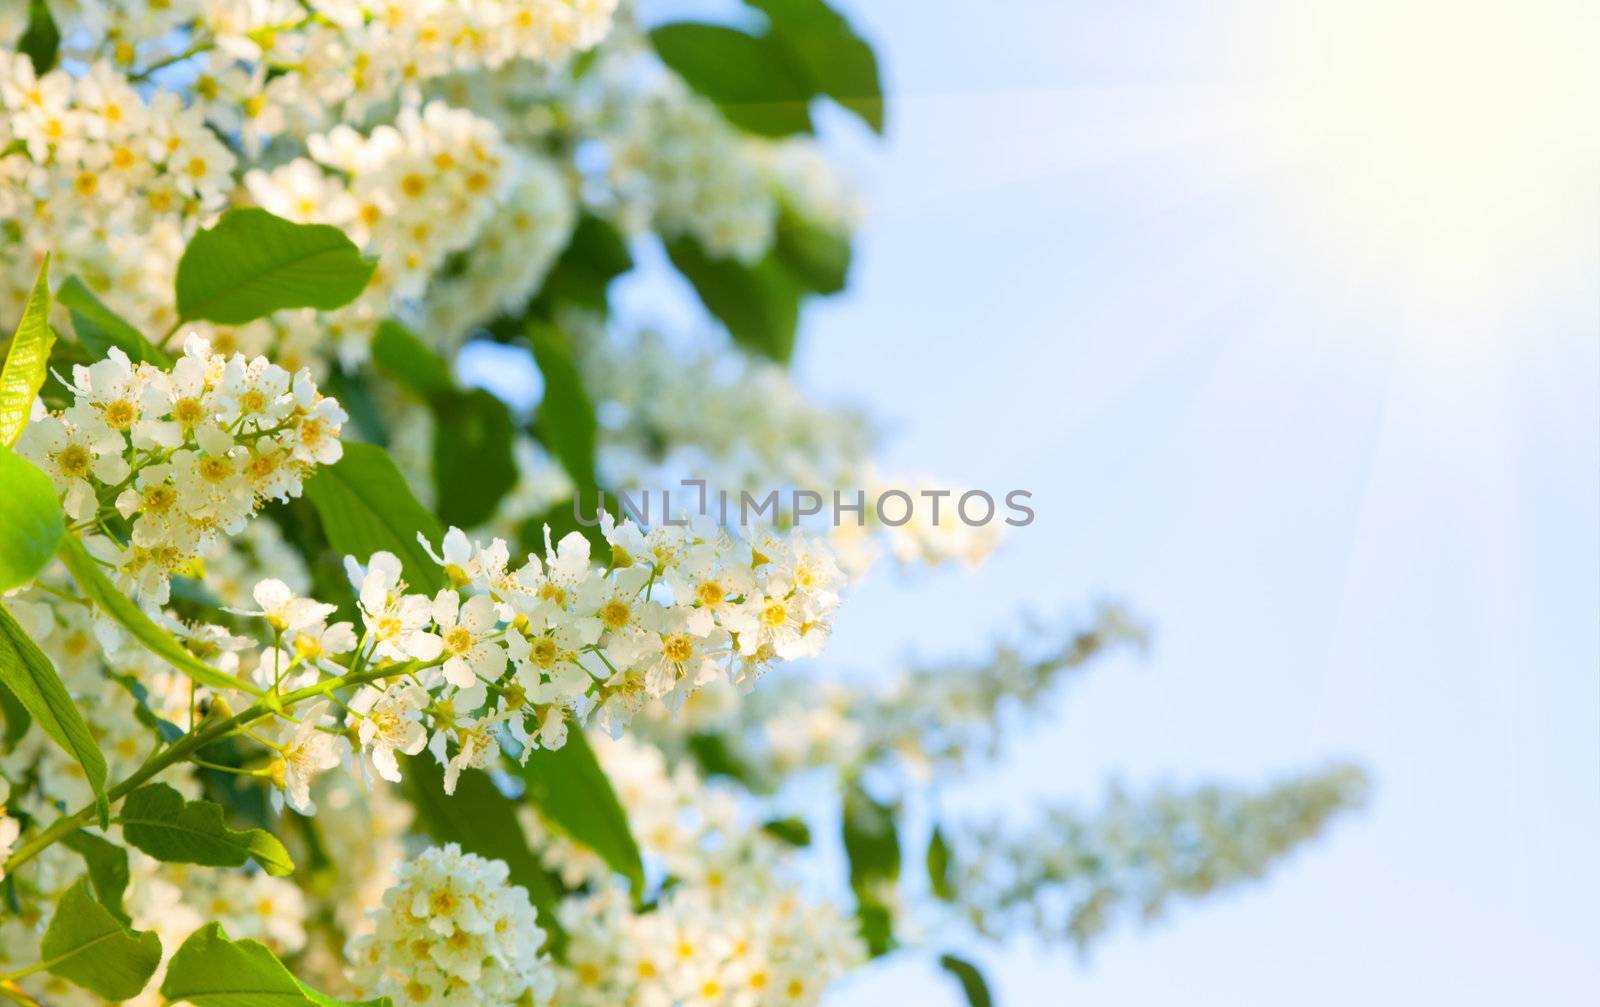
528 323 598 492
649 23 814 136
775 207 852 294
402 756 566 953
61 829 132 920
56 275 172 366
516 726 644 896
0 443 64 592
175 208 375 325
161 923 390 1007
121 783 294 876
0 254 54 446
0 602 106 812
56 535 260 696
938 954 994 1007
664 239 801 362
303 442 445 595
761 817 812 846
748 0 885 132
39 879 161 1001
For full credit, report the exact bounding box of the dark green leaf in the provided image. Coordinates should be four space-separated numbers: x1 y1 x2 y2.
175 208 375 324
515 727 644 896
528 323 598 491
0 444 64 592
926 823 955 901
121 782 294 876
0 602 106 814
842 781 900 957
761 817 811 846
0 678 29 748
161 923 390 1007
371 320 453 402
57 276 173 367
0 254 54 446
401 756 567 954
939 954 994 1007
40 879 161 1001
665 239 801 362
61 830 131 920
18 0 59 75
57 535 257 696
748 0 885 132
531 213 634 314
432 388 517 529
775 208 852 294
685 731 757 786
303 442 445 595
649 23 814 136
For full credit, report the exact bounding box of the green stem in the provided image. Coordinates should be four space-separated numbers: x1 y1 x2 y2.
1 664 394 876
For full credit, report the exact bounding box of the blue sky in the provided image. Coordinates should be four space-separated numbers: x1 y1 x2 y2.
585 2 1600 1002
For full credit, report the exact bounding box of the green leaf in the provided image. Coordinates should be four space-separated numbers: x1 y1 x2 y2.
39 879 161 1001
61 830 131 920
402 756 567 954
371 320 453 402
515 727 644 896
56 535 259 696
938 954 994 1007
531 213 634 314
748 0 885 132
0 678 30 748
121 783 294 876
761 817 811 846
432 388 517 529
926 824 955 901
528 323 598 492
649 23 814 136
372 322 517 527
175 208 376 325
57 276 173 367
0 443 64 591
0 254 54 446
775 208 852 294
665 239 801 362
303 442 445 594
841 781 900 957
161 923 390 1007
0 602 106 814
18 0 59 75
685 731 758 785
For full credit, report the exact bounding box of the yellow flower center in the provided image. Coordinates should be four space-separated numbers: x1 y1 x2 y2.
56 444 91 477
600 600 631 631
662 633 694 663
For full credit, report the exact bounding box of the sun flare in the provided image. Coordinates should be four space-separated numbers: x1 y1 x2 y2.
1261 0 1598 299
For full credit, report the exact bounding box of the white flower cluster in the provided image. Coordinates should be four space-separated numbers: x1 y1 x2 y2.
230 515 844 806
0 55 233 329
17 336 346 605
246 101 575 359
950 766 1369 952
756 139 865 235
537 737 865 1007
347 843 555 1007
653 606 1149 787
607 90 777 263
